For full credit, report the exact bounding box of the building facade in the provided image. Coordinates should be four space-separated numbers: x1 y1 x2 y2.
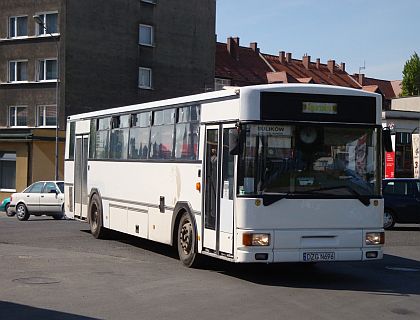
383 97 420 177
0 0 216 198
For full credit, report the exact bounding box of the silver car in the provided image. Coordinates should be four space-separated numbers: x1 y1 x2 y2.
8 181 65 221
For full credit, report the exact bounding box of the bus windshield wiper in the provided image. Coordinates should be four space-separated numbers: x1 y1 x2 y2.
261 187 371 206
261 192 289 206
308 186 371 206
261 191 314 206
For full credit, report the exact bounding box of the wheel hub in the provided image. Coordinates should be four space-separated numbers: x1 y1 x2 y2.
91 206 98 229
17 206 25 218
180 220 192 254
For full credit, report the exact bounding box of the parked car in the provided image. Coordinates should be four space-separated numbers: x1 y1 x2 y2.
8 181 65 221
0 197 14 216
382 178 420 229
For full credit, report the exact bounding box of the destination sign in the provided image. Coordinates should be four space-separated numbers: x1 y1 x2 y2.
302 102 337 115
253 125 292 136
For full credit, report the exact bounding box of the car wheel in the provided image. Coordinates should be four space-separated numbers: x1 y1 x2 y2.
177 211 200 267
52 205 65 220
384 209 395 230
89 194 108 239
16 203 30 221
5 203 15 217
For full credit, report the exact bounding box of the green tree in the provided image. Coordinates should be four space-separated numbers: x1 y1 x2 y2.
401 52 420 96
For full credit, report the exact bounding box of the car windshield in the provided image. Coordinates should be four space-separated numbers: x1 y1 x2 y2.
56 182 64 193
238 123 380 197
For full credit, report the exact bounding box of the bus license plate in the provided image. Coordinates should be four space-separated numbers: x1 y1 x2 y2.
303 252 335 262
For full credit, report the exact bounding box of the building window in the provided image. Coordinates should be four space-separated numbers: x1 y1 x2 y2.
9 16 28 38
9 60 28 82
37 59 58 81
35 12 58 35
139 24 153 46
214 78 231 91
9 106 28 127
395 131 413 177
38 105 57 127
0 152 16 191
139 67 152 89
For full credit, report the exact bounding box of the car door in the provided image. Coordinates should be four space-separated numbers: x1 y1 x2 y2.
22 182 44 213
40 182 62 213
408 180 420 223
383 180 417 223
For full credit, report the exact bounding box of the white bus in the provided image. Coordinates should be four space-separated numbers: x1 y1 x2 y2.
64 84 387 267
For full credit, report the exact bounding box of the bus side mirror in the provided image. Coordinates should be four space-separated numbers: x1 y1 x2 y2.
229 129 240 155
383 127 393 152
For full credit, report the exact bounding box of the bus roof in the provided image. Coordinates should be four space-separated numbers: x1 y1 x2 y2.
67 84 380 121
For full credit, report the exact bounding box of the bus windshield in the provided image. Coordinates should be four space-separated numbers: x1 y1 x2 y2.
238 123 380 197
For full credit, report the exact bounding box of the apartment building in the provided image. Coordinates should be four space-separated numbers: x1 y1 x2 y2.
0 0 216 198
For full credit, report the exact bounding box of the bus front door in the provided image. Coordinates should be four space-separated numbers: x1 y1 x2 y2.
203 125 235 256
74 135 89 219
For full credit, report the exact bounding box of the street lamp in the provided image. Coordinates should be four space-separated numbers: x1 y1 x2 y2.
33 14 60 180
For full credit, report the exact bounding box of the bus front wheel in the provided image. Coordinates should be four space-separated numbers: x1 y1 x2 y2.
89 194 107 239
177 211 200 267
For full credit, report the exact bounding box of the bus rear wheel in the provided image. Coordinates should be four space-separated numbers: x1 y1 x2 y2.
89 194 107 239
177 211 200 267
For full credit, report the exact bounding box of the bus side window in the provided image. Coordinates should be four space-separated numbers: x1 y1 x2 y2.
174 105 200 160
95 117 111 159
149 109 175 160
110 115 130 160
129 112 150 160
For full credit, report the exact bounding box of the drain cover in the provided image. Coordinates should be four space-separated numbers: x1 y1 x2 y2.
12 277 61 284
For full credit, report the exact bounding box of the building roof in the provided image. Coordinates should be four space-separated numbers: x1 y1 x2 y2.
215 37 362 89
352 74 401 100
262 53 361 89
215 40 271 86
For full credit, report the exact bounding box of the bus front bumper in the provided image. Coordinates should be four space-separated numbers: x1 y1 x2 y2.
235 247 383 263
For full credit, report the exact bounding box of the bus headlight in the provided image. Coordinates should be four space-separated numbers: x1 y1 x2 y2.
243 233 270 246
365 232 384 245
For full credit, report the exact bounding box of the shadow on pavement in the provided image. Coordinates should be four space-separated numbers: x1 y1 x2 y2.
205 254 420 296
0 301 99 320
82 229 420 296
81 228 179 260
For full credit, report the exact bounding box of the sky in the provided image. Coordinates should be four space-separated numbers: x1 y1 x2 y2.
216 0 420 80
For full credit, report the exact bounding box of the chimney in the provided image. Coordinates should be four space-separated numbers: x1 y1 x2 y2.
250 42 259 53
286 52 292 63
358 73 365 85
340 62 346 72
327 60 335 74
279 51 285 64
227 37 240 61
303 55 311 70
316 58 321 69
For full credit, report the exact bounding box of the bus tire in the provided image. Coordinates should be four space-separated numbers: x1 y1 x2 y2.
89 194 107 239
177 211 200 267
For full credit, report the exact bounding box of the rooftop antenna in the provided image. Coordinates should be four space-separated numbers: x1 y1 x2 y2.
359 60 366 74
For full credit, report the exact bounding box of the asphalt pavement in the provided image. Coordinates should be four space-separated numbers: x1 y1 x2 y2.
0 212 419 320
